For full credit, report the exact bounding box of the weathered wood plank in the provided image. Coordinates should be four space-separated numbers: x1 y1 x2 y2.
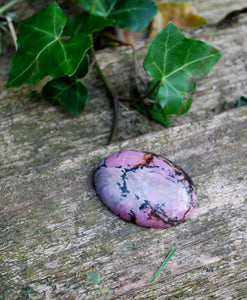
1 106 246 299
0 3 247 179
1 1 247 299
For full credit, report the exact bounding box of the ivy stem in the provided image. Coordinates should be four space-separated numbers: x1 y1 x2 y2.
132 47 140 94
118 79 161 102
89 47 114 97
89 47 161 143
109 96 119 144
99 32 140 93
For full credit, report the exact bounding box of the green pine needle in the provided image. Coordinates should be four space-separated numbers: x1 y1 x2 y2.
0 0 18 15
151 247 177 283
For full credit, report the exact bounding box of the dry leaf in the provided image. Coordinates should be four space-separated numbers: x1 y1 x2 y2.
149 3 206 39
94 26 135 49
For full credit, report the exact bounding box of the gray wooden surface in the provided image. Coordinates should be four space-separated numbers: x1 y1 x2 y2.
1 0 247 299
1 107 247 299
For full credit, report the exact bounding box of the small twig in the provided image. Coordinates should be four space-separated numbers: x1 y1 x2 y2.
151 248 177 283
145 98 158 104
6 14 17 49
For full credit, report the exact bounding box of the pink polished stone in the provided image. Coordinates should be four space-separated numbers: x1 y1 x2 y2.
94 150 197 228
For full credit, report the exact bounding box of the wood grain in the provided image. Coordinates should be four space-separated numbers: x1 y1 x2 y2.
1 11 247 178
0 0 247 299
1 107 246 299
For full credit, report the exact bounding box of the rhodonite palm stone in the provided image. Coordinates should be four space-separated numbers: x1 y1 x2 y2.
94 150 197 228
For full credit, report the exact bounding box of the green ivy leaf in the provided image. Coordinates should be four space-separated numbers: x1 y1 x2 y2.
63 12 110 36
73 54 89 79
179 95 193 115
133 101 170 127
6 2 93 87
42 77 89 113
143 22 221 114
77 0 157 31
132 80 169 127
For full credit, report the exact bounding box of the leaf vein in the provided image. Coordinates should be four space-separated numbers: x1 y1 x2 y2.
9 39 57 85
165 53 218 79
23 24 56 38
